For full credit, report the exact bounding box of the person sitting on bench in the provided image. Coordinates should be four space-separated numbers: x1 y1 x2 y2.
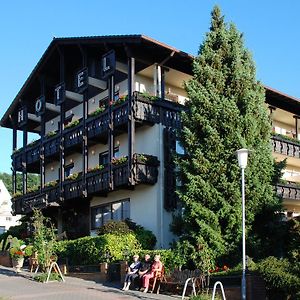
142 254 163 293
121 254 141 291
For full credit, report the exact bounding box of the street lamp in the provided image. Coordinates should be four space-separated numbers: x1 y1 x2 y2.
236 148 249 300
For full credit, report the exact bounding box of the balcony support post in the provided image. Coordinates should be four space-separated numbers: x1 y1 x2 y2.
12 126 17 194
80 45 88 197
58 47 65 201
108 75 115 191
293 115 299 140
39 76 46 190
128 56 135 185
161 67 165 101
22 128 28 195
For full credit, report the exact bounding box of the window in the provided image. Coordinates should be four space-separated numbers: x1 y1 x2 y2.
176 140 185 155
6 217 12 221
99 147 120 166
91 199 130 229
99 151 109 166
0 226 5 234
64 163 74 178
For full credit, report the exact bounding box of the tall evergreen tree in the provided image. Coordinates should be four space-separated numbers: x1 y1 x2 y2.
175 6 283 266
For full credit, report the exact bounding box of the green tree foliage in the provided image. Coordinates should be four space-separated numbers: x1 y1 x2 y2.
0 172 40 195
174 6 283 266
31 209 57 270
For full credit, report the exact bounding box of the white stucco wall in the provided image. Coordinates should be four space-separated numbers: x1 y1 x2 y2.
0 181 21 233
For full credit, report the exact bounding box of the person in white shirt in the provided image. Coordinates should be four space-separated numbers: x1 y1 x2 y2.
121 254 141 291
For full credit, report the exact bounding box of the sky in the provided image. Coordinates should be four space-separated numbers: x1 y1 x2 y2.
0 0 299 174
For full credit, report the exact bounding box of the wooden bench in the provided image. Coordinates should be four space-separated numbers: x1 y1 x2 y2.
163 269 208 299
149 265 167 294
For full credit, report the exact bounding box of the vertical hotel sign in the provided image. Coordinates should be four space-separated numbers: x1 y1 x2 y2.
101 50 116 79
17 106 27 127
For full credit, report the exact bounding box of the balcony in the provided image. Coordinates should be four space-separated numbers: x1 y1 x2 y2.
64 122 83 152
12 153 159 214
271 134 300 158
113 101 129 131
12 191 47 214
44 185 60 203
86 168 109 195
113 162 129 188
277 183 300 201
86 111 109 144
134 153 159 185
44 134 60 159
63 176 83 200
134 92 182 128
12 151 24 171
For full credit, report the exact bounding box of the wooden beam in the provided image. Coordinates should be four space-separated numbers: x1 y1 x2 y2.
116 61 128 74
65 90 83 102
28 113 41 123
46 103 60 113
88 76 106 89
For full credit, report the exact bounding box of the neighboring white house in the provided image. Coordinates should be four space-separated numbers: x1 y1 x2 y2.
0 180 21 234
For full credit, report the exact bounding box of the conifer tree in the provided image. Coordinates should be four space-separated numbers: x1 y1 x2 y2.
175 6 283 266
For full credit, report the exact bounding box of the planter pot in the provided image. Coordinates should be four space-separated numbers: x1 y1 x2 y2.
12 257 24 273
0 251 12 267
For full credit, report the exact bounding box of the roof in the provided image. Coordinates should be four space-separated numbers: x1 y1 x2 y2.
1 34 299 129
264 85 300 115
0 34 193 129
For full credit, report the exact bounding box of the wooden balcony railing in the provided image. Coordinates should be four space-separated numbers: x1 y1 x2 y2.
86 111 109 141
271 135 300 158
64 124 83 150
113 163 129 187
113 102 129 128
44 135 60 158
13 192 47 214
12 151 24 171
277 183 300 200
134 154 159 185
26 143 40 165
86 169 109 194
63 177 83 200
44 185 60 203
12 153 160 214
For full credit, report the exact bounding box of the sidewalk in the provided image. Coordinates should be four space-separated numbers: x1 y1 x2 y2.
0 266 181 300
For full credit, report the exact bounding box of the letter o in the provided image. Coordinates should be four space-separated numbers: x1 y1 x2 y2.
35 98 42 113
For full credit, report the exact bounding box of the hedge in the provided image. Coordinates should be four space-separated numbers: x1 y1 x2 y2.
257 257 300 299
54 233 141 266
54 235 176 271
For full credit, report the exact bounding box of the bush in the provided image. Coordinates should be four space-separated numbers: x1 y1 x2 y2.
34 272 62 282
257 256 300 299
125 219 157 249
55 233 141 266
97 220 132 235
135 249 175 273
97 220 157 250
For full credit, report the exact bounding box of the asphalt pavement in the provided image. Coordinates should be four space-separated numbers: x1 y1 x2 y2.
0 266 181 300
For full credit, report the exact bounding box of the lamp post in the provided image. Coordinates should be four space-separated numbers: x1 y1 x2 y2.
236 148 249 300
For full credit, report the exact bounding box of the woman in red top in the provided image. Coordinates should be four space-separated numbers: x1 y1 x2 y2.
142 254 163 293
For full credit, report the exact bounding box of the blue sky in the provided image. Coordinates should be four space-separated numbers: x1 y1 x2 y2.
0 0 299 173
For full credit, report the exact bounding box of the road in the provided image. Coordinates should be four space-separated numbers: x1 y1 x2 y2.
0 266 180 300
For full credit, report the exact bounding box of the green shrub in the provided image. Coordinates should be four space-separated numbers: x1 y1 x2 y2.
125 219 157 249
191 294 222 300
55 233 141 266
135 249 175 273
97 220 132 235
34 272 62 282
257 256 300 298
97 220 157 249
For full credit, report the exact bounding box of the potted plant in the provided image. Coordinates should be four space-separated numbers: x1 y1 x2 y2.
9 237 27 273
